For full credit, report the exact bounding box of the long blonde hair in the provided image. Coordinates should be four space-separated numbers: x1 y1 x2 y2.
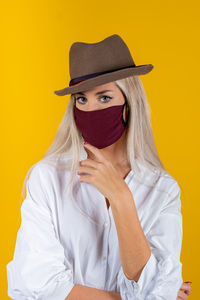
20 75 183 216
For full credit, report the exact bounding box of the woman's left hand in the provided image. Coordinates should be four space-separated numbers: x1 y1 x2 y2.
177 282 192 299
78 142 130 201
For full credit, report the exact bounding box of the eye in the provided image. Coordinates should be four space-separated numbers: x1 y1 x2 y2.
75 96 86 104
75 95 112 105
100 95 112 102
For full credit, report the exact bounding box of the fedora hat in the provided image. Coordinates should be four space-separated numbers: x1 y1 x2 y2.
54 34 153 96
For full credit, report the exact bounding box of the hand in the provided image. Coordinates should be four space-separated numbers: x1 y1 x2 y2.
78 142 130 201
177 281 192 299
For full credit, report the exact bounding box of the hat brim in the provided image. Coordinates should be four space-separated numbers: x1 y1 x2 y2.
54 64 153 96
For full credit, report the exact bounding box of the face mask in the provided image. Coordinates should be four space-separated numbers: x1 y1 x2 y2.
73 100 129 149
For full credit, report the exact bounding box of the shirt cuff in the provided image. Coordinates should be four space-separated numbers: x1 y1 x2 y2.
117 252 157 299
7 262 75 300
117 252 183 300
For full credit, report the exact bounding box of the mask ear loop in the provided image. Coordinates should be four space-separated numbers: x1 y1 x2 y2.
121 97 130 127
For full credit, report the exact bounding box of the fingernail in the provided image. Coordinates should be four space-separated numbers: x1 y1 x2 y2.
84 140 87 145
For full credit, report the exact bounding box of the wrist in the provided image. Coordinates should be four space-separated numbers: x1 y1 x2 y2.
109 187 132 209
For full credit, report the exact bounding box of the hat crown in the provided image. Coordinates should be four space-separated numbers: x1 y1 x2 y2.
69 34 135 79
54 34 153 96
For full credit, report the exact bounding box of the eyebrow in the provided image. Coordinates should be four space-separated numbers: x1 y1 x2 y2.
75 89 113 96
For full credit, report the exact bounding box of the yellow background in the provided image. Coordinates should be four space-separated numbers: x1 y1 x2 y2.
1 0 199 298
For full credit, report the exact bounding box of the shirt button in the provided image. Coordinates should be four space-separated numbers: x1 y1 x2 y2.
102 256 106 260
97 285 103 289
132 281 139 288
104 222 108 227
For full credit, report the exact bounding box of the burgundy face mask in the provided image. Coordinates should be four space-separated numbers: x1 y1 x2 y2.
73 100 129 149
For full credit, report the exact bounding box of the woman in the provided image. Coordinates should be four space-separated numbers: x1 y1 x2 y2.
7 34 191 299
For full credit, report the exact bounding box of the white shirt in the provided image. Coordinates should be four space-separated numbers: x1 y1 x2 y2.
6 152 183 300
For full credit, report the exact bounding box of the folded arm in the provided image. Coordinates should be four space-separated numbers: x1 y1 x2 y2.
116 181 183 299
66 285 122 300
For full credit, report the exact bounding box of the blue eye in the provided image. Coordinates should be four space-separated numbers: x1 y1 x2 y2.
75 95 112 104
76 97 86 104
101 96 112 102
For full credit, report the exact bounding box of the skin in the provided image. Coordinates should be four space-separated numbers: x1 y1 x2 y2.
71 82 191 299
73 82 130 172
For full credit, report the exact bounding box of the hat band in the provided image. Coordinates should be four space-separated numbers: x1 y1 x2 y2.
69 64 135 86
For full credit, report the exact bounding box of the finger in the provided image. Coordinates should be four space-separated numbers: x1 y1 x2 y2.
84 142 106 162
78 166 96 176
179 288 191 297
79 174 93 183
177 290 189 300
80 158 101 169
180 282 191 295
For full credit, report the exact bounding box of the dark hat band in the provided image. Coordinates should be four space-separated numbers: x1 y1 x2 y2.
69 64 135 86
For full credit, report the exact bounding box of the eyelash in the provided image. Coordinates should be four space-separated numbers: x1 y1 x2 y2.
75 95 112 104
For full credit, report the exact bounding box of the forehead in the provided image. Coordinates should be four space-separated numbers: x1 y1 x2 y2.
73 82 118 96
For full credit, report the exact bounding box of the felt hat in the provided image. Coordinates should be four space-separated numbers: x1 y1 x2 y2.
54 34 153 96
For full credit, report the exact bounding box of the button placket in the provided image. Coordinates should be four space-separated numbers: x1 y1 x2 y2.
101 217 110 290
102 220 109 262
132 281 141 299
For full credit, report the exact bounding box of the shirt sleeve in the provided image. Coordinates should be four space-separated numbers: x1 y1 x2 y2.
117 180 183 300
6 163 75 300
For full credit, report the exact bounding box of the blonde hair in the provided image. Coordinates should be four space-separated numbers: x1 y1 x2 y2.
20 75 183 218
